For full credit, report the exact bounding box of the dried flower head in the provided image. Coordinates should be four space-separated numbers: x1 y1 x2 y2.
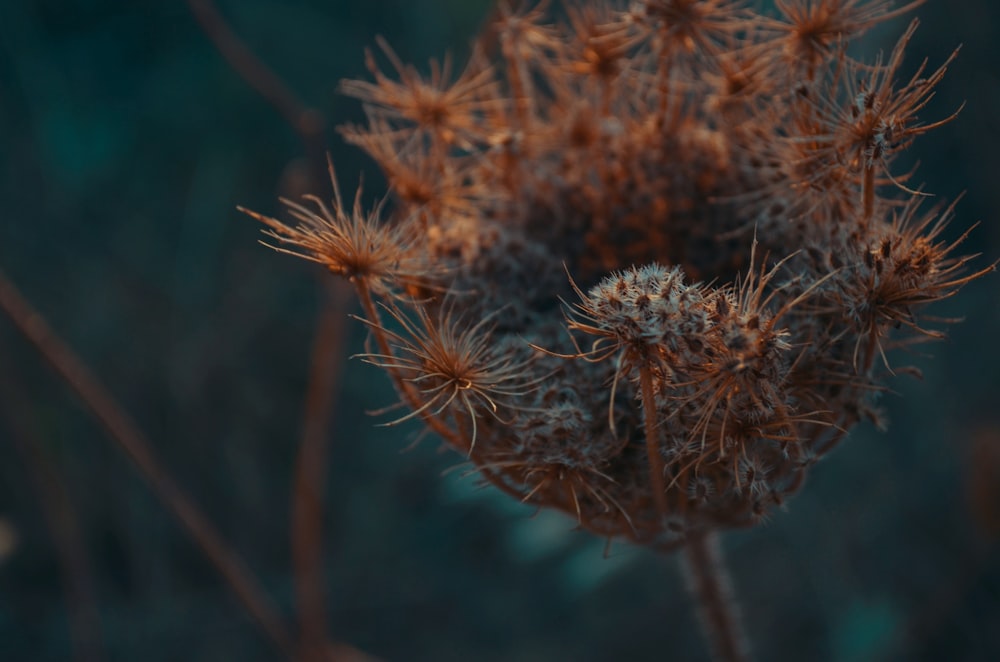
339 36 501 148
801 19 962 218
253 0 991 549
239 159 433 297
357 300 539 454
764 0 926 78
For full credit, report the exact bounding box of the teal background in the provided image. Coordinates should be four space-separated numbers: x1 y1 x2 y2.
0 1 997 660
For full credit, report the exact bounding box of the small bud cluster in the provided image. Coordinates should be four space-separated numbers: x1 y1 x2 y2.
569 265 710 364
250 1 992 548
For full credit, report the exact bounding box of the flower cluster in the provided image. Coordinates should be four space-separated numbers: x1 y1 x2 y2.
247 0 991 549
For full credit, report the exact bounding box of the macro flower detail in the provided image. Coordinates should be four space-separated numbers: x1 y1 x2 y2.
764 0 925 78
357 300 539 454
239 161 432 298
248 2 992 658
249 0 991 545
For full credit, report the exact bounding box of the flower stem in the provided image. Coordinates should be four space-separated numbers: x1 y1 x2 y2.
291 280 351 660
682 532 750 662
862 164 876 224
0 268 298 660
639 364 668 518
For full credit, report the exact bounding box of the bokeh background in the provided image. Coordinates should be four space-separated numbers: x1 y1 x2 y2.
1 1 998 660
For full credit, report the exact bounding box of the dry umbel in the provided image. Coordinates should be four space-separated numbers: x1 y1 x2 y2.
246 1 992 659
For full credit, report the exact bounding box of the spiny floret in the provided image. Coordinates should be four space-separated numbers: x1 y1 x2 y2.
553 263 715 477
338 37 501 147
338 116 488 222
357 300 540 454
626 0 752 60
837 195 996 370
657 246 822 465
562 2 644 81
566 264 711 363
796 19 961 218
240 159 430 297
764 0 927 78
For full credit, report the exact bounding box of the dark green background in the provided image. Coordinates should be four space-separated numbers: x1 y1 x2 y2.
1 1 997 660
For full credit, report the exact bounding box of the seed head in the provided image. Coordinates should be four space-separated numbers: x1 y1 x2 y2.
254 0 990 546
565 264 710 363
240 159 432 297
357 301 539 454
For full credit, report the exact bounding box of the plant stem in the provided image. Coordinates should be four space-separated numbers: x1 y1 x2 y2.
0 373 106 662
186 0 327 186
639 364 668 518
0 268 297 660
862 164 876 224
682 532 750 662
291 280 352 660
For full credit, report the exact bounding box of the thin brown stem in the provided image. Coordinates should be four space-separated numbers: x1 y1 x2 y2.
639 363 668 518
186 0 328 192
682 532 750 662
0 372 106 662
186 0 321 139
862 164 876 224
0 268 297 660
291 279 353 661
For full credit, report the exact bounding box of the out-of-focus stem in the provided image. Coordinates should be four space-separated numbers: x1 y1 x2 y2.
0 268 297 660
683 532 750 662
862 164 876 224
0 373 106 662
639 363 668 518
186 0 327 189
291 280 352 661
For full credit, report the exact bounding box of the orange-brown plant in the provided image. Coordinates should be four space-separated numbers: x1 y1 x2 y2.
246 1 992 659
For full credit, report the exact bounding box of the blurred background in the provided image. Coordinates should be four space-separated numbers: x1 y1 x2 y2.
0 1 997 660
